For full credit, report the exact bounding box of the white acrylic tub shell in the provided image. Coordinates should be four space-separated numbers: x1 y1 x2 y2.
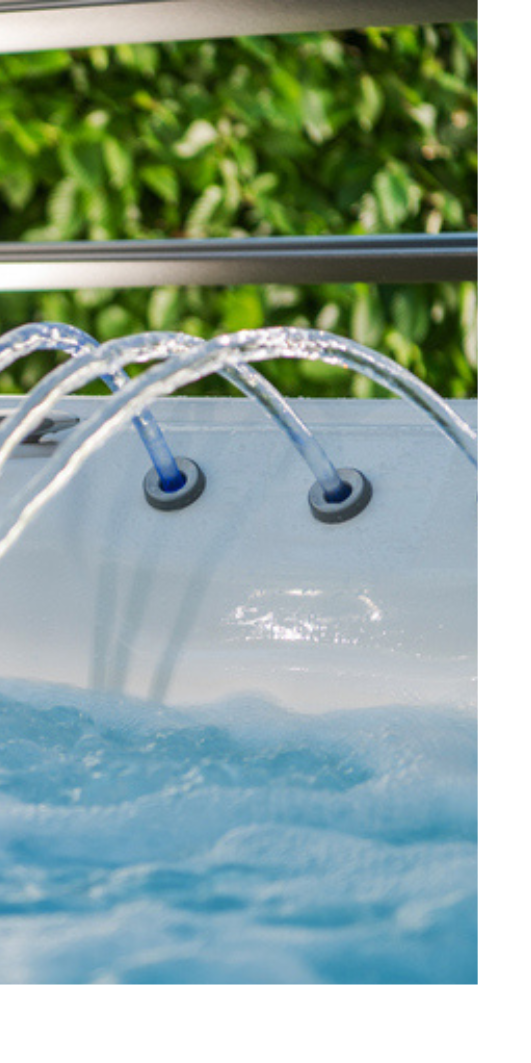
0 397 477 715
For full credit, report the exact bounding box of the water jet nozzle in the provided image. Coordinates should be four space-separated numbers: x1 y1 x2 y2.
143 457 206 511
309 468 372 524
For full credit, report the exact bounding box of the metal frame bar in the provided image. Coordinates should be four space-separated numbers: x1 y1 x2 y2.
0 0 478 55
0 234 477 291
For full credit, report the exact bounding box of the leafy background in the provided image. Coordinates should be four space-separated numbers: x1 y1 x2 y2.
0 24 477 398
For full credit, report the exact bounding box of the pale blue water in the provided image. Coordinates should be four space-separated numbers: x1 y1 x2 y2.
0 685 477 984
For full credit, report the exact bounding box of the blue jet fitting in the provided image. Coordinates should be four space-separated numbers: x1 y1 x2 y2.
143 457 206 511
309 467 372 524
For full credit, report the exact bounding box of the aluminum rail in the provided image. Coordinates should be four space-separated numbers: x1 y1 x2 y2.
0 1 478 54
0 234 477 290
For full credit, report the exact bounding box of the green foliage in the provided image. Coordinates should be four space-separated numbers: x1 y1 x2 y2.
0 25 477 398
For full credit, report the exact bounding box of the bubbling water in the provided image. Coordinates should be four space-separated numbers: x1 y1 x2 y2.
0 683 477 985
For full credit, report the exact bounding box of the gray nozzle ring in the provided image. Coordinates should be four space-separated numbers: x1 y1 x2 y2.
143 458 206 511
309 468 372 524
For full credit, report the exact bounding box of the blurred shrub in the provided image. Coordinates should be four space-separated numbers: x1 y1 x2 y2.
0 25 477 398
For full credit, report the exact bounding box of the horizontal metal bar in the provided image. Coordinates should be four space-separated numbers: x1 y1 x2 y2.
0 1 478 54
0 234 477 290
0 232 478 288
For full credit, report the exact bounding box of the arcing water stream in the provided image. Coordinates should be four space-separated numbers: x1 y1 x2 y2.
0 325 477 560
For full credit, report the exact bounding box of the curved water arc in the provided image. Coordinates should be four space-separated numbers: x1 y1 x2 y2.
207 327 478 465
95 326 478 465
114 328 346 498
221 362 346 500
0 322 96 371
0 323 185 491
0 329 346 501
0 327 477 560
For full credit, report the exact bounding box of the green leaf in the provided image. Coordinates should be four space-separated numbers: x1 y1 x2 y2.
357 74 384 131
220 288 264 331
96 304 135 340
350 285 385 347
174 120 218 159
47 178 82 238
373 163 422 229
60 138 105 191
391 290 430 344
103 137 134 190
184 185 223 236
140 165 179 204
459 282 477 367
302 89 333 143
148 288 181 331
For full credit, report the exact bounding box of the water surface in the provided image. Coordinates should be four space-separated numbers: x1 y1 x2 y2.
0 686 477 984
